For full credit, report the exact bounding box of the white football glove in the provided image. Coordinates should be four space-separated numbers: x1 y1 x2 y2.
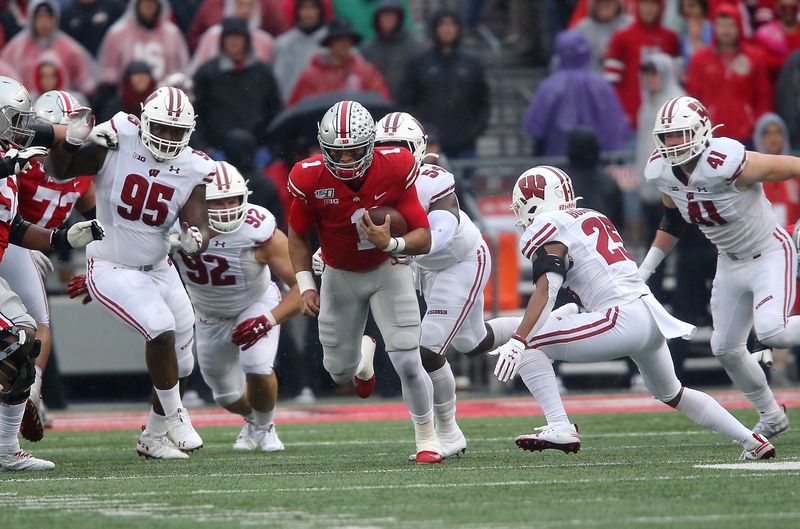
1 146 48 176
488 337 527 382
87 120 118 149
65 107 95 147
30 250 54 278
66 220 105 248
312 248 325 275
178 222 203 254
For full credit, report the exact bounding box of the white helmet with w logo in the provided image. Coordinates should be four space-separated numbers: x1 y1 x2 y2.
653 96 716 166
374 112 427 166
206 161 251 233
141 86 195 161
317 100 376 180
511 165 580 230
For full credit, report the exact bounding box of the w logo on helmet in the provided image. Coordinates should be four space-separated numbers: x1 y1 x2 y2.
519 173 547 201
687 100 708 120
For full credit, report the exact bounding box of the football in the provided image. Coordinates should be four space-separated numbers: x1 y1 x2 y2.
368 205 408 236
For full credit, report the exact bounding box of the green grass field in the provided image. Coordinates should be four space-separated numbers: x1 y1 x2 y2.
3 406 799 529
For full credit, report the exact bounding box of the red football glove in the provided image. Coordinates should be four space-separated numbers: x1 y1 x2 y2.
66 274 92 304
231 314 273 350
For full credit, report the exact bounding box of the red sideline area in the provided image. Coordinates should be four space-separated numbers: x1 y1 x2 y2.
49 389 800 432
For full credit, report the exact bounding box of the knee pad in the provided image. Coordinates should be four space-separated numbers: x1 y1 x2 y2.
175 330 195 378
240 360 274 376
201 367 244 407
317 315 339 348
384 294 421 352
145 312 176 339
420 320 447 353
710 332 746 358
759 328 792 349
322 354 358 384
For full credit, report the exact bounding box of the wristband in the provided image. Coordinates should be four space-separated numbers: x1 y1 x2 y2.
266 311 278 327
296 270 317 293
50 228 71 250
511 333 529 348
383 237 406 254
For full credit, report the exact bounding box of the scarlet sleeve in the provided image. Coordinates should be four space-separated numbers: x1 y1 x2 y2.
0 221 8 263
393 184 430 231
288 198 316 237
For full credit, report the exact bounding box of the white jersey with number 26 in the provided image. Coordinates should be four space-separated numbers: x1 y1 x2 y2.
519 208 648 312
644 137 778 256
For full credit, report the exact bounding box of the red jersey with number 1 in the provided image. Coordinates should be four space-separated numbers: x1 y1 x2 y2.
16 159 93 228
287 146 429 272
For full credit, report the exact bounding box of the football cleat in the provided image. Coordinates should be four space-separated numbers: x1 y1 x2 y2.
0 450 55 471
740 432 776 460
353 336 377 398
752 405 789 439
20 397 44 442
353 374 376 399
137 428 189 460
415 450 444 464
164 408 203 452
258 423 285 452
408 425 467 461
515 423 581 454
233 421 259 451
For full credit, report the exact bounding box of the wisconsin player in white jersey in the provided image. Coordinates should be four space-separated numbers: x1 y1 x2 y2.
486 165 775 460
47 87 215 459
639 96 797 439
176 161 300 452
372 112 491 459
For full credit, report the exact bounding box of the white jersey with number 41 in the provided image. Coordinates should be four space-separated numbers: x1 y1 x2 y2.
644 137 778 256
519 208 648 312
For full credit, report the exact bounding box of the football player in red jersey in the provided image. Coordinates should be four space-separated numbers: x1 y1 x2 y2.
287 100 444 463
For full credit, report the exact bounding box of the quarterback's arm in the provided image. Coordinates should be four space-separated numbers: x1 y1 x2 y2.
44 142 107 181
514 242 567 341
735 150 800 189
178 185 210 253
253 228 301 324
427 192 460 255
639 194 683 281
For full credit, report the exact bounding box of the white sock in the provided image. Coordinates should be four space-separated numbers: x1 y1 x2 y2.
154 382 182 416
414 420 439 452
429 363 457 431
252 409 274 427
0 402 24 453
144 407 167 436
518 349 570 426
675 387 753 445
716 348 782 417
356 336 375 380
486 317 522 349
388 350 433 423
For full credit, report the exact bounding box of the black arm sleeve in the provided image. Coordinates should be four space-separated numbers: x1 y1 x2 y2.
658 206 687 238
531 245 568 283
81 207 96 220
8 215 32 246
30 124 56 148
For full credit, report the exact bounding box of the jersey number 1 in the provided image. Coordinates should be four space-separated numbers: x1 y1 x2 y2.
582 216 633 265
350 208 374 250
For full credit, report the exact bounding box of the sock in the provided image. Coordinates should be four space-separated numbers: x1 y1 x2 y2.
154 382 182 417
356 336 375 380
518 349 570 426
0 402 24 453
716 348 782 417
486 317 522 349
34 365 42 378
429 363 457 431
675 387 753 445
413 420 439 452
252 409 274 427
244 411 256 424
144 407 167 436
388 350 433 423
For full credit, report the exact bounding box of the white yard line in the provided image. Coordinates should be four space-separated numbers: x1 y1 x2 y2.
694 461 800 471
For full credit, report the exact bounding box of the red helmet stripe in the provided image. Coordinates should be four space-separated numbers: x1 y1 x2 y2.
541 165 570 203
383 112 396 133
553 166 574 201
167 87 175 117
661 97 679 125
338 100 350 139
57 91 72 113
220 162 231 190
174 88 183 117
391 111 401 132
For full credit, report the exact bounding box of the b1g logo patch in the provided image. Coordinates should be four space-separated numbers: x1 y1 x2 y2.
315 188 335 199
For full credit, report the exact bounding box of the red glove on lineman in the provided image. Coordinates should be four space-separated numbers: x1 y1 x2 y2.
66 274 92 304
231 315 273 350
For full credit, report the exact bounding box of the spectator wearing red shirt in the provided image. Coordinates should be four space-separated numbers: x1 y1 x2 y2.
753 113 800 226
287 17 391 107
187 0 289 51
603 0 679 128
686 3 772 144
754 0 800 81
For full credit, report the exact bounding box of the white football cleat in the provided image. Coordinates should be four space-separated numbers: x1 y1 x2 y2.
515 423 581 454
233 421 259 451
258 423 285 452
408 424 467 461
753 405 789 439
740 432 776 460
414 421 444 464
0 450 55 471
164 408 203 452
137 429 189 460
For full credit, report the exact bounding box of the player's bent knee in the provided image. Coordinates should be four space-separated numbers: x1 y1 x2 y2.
145 315 177 341
759 327 792 349
202 370 242 406
241 362 274 376
387 329 419 352
710 332 745 357
420 347 445 372
176 348 195 378
322 354 358 384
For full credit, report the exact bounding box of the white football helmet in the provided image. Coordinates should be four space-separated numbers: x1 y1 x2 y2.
207 160 251 233
140 86 195 161
653 96 718 166
0 76 34 148
374 112 427 166
317 100 375 180
34 90 80 125
511 165 580 230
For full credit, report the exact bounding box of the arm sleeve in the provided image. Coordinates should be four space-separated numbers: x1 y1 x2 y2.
393 184 430 231
288 198 315 237
427 209 458 255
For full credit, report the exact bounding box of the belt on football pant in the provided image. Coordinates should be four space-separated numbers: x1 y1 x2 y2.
721 251 762 261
